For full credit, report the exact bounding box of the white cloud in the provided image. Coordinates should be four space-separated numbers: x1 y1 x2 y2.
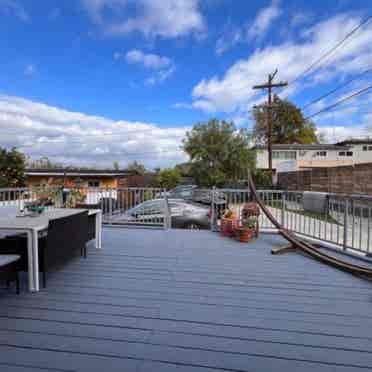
247 0 282 40
193 13 372 118
215 25 243 55
123 49 172 69
192 100 216 113
115 49 175 85
81 0 205 39
0 0 29 21
289 12 311 28
317 125 369 143
172 102 193 110
215 1 282 55
145 65 176 86
0 95 189 168
24 64 36 77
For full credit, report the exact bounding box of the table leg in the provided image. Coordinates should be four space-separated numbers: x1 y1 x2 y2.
95 211 102 249
32 229 40 292
26 230 35 292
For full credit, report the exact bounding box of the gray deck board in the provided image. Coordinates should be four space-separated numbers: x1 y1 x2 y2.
1 228 372 372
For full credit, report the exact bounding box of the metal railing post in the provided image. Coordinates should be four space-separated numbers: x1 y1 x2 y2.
109 188 113 222
281 191 285 228
164 189 170 230
343 198 349 251
210 186 216 231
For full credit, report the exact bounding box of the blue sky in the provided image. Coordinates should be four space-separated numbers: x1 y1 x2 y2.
0 0 371 168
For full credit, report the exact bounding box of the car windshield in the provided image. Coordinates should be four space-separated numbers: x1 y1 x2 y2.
130 200 165 215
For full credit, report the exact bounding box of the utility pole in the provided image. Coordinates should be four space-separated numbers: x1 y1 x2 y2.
253 69 287 176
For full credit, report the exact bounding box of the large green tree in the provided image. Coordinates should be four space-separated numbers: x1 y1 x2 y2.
126 161 146 175
253 95 319 145
182 119 256 187
153 168 181 189
0 147 26 187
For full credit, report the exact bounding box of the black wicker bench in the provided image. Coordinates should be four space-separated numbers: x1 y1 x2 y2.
0 254 20 294
1 210 89 288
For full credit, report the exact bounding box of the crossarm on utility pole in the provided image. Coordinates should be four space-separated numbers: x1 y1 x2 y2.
252 71 288 179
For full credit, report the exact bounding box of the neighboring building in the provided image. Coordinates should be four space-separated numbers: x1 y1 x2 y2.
335 138 372 163
25 168 134 189
255 139 372 173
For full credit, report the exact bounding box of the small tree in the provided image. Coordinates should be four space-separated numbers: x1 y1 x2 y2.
252 169 273 189
127 161 146 175
113 161 120 170
0 147 26 188
253 95 319 145
154 168 181 190
183 119 255 187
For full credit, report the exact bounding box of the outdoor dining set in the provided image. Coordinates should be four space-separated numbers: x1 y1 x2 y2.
0 205 102 293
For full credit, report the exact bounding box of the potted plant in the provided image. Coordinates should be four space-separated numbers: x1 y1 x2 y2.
241 202 260 221
234 217 257 243
220 209 238 237
65 189 85 208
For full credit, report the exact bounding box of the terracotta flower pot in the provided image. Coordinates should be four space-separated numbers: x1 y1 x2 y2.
220 217 238 237
235 227 255 243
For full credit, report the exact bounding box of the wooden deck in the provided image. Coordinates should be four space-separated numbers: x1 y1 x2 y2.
1 228 372 372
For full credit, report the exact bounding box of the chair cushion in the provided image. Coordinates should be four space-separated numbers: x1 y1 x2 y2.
0 255 20 267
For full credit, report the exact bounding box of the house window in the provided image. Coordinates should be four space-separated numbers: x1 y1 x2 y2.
272 151 296 160
88 180 100 187
339 152 345 156
346 151 353 157
316 151 327 157
362 146 372 151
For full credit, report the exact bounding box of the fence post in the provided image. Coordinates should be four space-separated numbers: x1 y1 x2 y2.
210 186 216 231
343 198 349 251
164 189 170 230
108 188 113 222
281 192 285 227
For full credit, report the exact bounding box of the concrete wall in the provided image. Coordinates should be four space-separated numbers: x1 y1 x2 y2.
277 162 372 195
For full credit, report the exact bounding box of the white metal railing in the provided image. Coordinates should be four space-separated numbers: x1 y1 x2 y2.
64 186 167 228
1 186 371 254
211 188 372 255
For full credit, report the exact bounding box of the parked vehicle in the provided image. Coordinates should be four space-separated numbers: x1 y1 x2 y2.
110 198 210 229
168 185 228 214
192 189 227 206
168 185 197 199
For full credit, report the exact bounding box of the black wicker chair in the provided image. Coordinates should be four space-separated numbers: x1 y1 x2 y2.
1 211 89 288
39 210 89 286
0 254 21 294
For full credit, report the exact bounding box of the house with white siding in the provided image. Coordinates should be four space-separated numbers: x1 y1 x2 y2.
255 138 372 172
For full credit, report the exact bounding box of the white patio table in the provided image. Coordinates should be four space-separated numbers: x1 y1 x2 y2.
0 207 102 292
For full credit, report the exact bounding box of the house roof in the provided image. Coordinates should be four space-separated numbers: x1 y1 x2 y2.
335 138 372 146
25 168 134 177
254 143 351 151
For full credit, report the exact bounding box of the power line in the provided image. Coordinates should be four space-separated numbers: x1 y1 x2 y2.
280 15 372 97
301 67 372 110
304 84 372 120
